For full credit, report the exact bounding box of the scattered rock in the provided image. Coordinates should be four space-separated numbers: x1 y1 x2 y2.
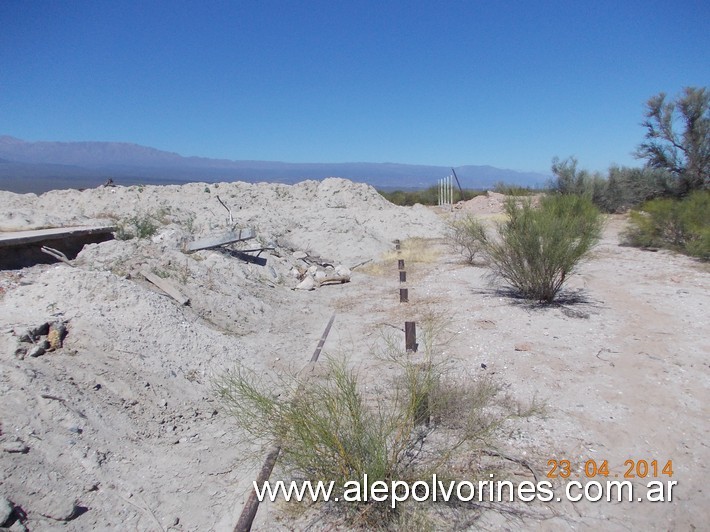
2 440 29 454
47 322 67 350
0 497 13 527
514 342 532 352
295 277 316 291
292 251 307 260
37 496 78 522
8 519 28 532
28 345 46 358
29 322 50 339
13 345 27 359
334 265 351 278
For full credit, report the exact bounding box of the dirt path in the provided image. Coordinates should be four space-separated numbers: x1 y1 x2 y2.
318 215 709 530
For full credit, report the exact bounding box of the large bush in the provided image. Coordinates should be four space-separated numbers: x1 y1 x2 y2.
622 190 710 260
486 195 603 302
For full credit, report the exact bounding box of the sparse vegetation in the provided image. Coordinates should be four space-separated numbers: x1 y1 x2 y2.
550 157 673 213
485 195 603 302
446 215 488 264
359 237 440 277
115 213 160 240
216 321 541 526
622 190 710 260
378 186 483 206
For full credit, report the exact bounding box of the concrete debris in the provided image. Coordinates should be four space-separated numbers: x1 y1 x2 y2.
28 343 48 358
295 276 316 291
14 321 68 358
0 497 13 526
292 263 351 290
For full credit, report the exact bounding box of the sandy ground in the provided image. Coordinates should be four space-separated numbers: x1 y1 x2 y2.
0 181 708 531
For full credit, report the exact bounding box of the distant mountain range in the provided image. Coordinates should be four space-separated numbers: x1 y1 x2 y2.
0 136 551 194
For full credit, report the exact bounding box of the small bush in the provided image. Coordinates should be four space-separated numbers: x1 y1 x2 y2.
115 213 159 240
216 322 537 525
486 195 603 302
622 190 710 259
446 215 488 264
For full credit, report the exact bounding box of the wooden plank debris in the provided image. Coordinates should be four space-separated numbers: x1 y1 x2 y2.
140 270 190 306
234 446 281 532
234 314 337 532
311 314 336 362
185 228 256 253
0 225 116 249
318 275 350 286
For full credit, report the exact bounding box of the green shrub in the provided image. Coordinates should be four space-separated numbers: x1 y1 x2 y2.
623 190 710 259
215 323 539 525
446 214 489 264
115 213 159 240
485 195 603 302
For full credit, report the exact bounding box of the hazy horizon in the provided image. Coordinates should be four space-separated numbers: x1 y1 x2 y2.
1 2 708 174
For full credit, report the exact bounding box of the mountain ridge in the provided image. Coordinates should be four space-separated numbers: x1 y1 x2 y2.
0 136 551 194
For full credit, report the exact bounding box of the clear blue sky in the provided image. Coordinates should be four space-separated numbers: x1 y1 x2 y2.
1 0 708 173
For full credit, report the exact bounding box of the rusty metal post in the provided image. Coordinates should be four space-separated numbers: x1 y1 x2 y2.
398 259 405 270
405 321 417 352
399 271 406 283
400 288 408 303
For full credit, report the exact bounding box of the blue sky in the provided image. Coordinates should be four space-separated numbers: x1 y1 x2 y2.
1 1 708 173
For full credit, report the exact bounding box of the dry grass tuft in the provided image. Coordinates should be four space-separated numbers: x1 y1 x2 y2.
360 238 442 277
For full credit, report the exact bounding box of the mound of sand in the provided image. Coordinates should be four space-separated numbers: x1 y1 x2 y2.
0 178 447 530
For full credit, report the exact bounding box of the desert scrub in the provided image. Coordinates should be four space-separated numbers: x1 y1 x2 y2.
447 214 488 264
486 194 603 303
216 321 541 526
115 213 160 240
622 190 710 260
359 237 440 277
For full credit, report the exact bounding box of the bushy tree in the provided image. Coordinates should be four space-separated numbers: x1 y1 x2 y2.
603 165 672 212
550 156 607 206
635 86 710 194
